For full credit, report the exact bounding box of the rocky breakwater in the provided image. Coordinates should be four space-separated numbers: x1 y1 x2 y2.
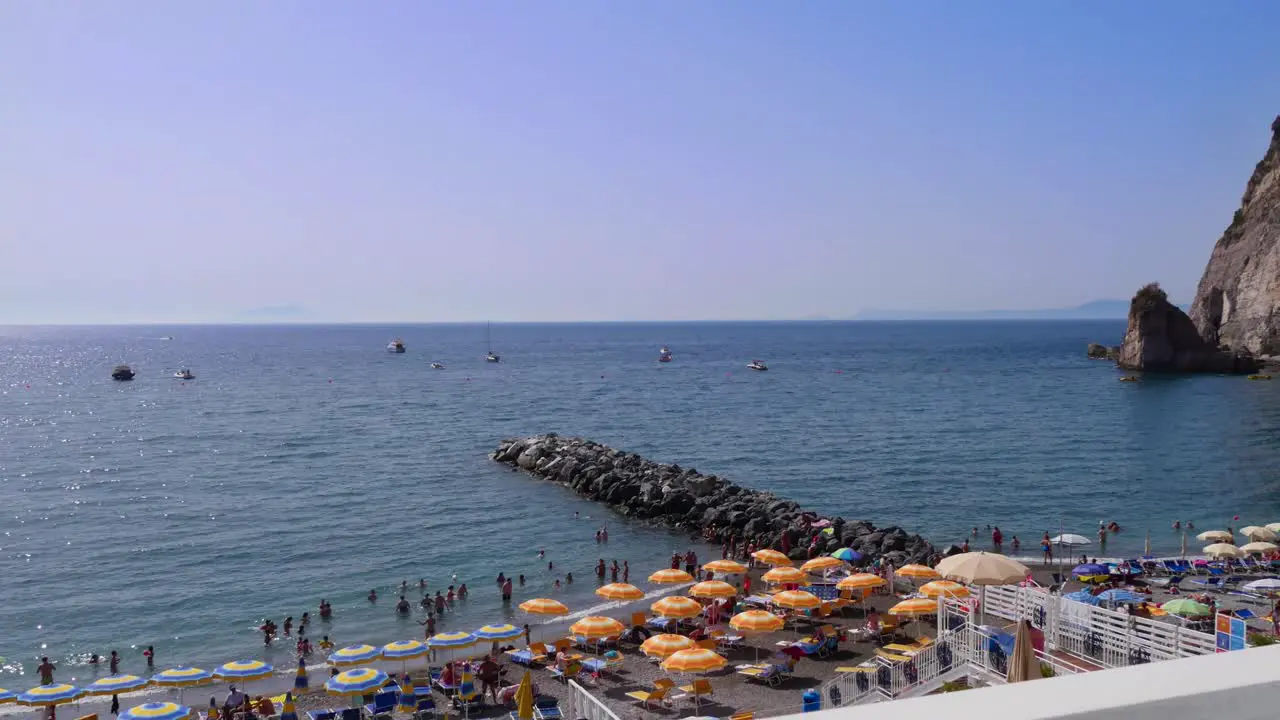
492 434 937 566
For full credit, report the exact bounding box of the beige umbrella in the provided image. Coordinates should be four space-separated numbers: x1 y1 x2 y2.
934 552 1029 585
1265 523 1280 534
1203 543 1243 559
1239 526 1278 542
1240 541 1278 554
1006 620 1040 683
1197 530 1233 543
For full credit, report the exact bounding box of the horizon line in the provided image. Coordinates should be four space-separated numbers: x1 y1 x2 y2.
0 318 1132 328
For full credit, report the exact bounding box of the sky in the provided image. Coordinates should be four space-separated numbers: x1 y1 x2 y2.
2 2 1279 324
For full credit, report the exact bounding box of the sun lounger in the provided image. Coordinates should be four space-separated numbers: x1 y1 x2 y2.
548 661 583 684
413 698 435 720
1191 577 1224 591
533 697 562 720
307 711 335 720
363 691 397 718
737 663 792 687
674 679 713 704
338 709 360 720
625 686 670 709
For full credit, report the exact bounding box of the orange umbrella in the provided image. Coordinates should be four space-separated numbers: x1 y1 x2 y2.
651 596 703 619
639 634 694 659
702 560 748 574
649 569 694 584
729 610 784 633
888 598 938 616
595 583 644 601
518 598 569 616
896 564 940 580
751 549 793 566
689 581 737 599
569 616 625 639
762 567 806 585
837 573 885 591
772 590 821 610
919 580 970 599
661 648 726 673
800 556 844 573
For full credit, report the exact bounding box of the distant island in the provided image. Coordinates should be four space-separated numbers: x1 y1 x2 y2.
848 299 1184 321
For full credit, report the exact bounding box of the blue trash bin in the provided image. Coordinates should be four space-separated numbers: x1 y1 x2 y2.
802 689 821 712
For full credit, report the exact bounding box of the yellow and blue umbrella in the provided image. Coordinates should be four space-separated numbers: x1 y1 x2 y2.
280 693 298 720
325 668 389 696
213 660 273 681
397 677 416 712
381 640 427 661
17 684 85 706
328 644 380 667
427 632 478 650
87 675 150 696
0 689 14 704
152 667 212 688
119 702 193 720
474 625 522 642
830 548 862 563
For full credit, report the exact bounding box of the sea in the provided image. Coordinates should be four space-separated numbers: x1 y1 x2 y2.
2 321 1278 692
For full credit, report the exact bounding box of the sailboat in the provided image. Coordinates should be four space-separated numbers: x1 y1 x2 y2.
485 322 500 362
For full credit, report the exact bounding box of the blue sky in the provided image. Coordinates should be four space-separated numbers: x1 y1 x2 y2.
2 1 1277 323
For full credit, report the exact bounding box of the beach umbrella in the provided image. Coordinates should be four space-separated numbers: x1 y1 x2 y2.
772 590 821 611
1161 599 1211 617
1072 563 1109 577
569 616 625 639
1063 590 1100 605
473 626 522 642
830 548 862 563
762 567 806 585
751 549 792 566
888 599 938 617
702 560 748 574
325 668 389 699
328 644 380 667
86 675 150 696
689 580 737 599
1203 543 1243 559
382 640 429 661
1196 530 1233 543
119 702 193 720
513 671 535 720
151 667 212 688
1005 622 1039 684
800 556 844 574
640 634 695 659
0 689 14 705
661 648 726 673
896 564 940 580
651 595 703 619
936 553 1029 586
648 569 694 584
1265 523 1280 534
1239 526 1277 541
594 583 644 601
398 677 416 713
1095 589 1144 605
730 610 785 633
1049 534 1090 546
1241 541 1278 554
919 580 970 599
427 632 479 651
837 573 885 591
17 684 84 707
1244 578 1280 594
213 661 273 682
281 692 298 720
518 598 568 616
294 663 308 692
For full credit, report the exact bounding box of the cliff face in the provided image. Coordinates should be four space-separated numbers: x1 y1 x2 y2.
1118 283 1258 373
1189 116 1280 357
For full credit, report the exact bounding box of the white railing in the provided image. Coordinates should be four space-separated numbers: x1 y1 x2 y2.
566 679 621 720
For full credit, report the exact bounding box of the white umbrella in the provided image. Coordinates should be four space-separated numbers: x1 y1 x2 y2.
1049 534 1090 546
1203 543 1243 559
1265 523 1280 534
1239 526 1278 542
1197 530 1233 543
1244 578 1280 593
1240 541 1278 554
935 552 1030 585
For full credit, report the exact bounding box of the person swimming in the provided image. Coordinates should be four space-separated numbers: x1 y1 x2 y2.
419 578 427 592
368 589 378 603
396 596 410 614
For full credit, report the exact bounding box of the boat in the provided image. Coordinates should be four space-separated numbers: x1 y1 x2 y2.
387 338 406 353
660 345 671 354
659 352 672 363
1248 374 1272 380
747 360 768 371
431 362 445 369
112 365 135 381
174 369 195 380
485 322 500 362
1119 376 1139 382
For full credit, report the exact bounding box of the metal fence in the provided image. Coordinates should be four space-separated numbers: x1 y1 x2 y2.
565 679 621 720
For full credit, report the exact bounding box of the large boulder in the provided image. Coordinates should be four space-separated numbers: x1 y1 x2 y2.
1117 283 1259 373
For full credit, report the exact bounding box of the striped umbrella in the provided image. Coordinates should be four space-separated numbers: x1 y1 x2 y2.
750 549 793 567
383 640 428 660
325 668 389 696
1064 590 1100 606
761 567 805 585
0 689 14 705
896 564 940 580
689 580 737 599
569 616 625 639
1095 589 1145 605
294 663 308 692
639 634 694 659
152 667 213 688
427 632 479 650
919 581 970 599
17 684 85 706
648 569 694 584
830 548 862 563
800 556 844 574
280 693 298 720
661 648 726 673
518 598 569 616
888 598 938 616
651 595 703 619
837 573 885 591
595 583 644 601
86 675 150 696
702 560 747 574
729 610 785 633
119 702 193 720
474 625 523 642
397 677 416 712
328 644 380 667
772 590 821 610
213 660 273 681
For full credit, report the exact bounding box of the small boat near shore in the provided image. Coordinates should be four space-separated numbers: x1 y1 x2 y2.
747 360 768 371
431 362 445 369
485 322 500 362
659 346 672 363
174 369 195 380
112 365 135 381
387 338 406 353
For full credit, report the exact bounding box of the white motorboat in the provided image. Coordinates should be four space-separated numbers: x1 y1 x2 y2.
174 369 195 380
387 338 406 353
747 360 768 371
431 362 445 369
485 322 500 362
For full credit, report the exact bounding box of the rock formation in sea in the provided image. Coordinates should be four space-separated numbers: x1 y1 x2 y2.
1116 283 1258 373
1086 343 1119 360
492 434 936 566
1188 116 1280 359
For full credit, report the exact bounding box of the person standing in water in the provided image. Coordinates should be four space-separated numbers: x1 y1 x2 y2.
144 646 155 668
38 656 56 684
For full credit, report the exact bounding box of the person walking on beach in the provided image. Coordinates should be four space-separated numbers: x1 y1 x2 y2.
38 656 56 684
110 695 120 717
523 624 532 646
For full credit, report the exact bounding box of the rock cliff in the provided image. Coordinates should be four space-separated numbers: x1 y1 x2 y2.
1117 283 1258 373
492 434 936 566
1188 116 1280 357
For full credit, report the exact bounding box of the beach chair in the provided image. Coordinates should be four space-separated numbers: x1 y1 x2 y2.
363 691 397 719
338 709 360 720
624 685 670 709
548 661 583 684
533 697 562 720
737 663 791 687
630 612 647 627
676 678 713 702
306 711 335 720
413 697 435 720
1191 577 1224 591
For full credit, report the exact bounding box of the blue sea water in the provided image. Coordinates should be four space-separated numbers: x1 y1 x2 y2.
2 321 1278 687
